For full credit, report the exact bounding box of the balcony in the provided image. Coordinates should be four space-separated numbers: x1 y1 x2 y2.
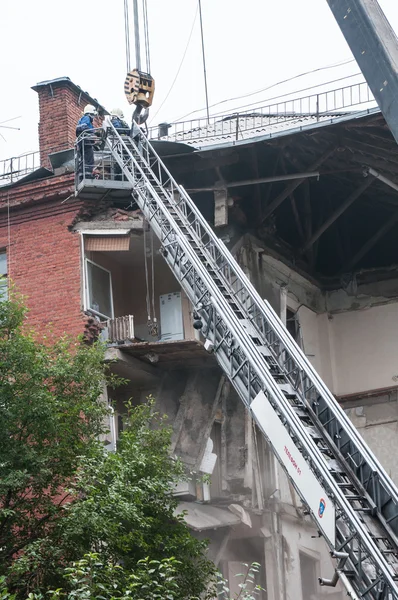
82 229 214 375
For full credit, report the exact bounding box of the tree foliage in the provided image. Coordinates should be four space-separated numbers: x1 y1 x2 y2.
0 296 215 598
0 295 108 571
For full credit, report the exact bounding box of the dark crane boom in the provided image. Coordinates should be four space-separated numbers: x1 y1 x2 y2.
326 0 398 144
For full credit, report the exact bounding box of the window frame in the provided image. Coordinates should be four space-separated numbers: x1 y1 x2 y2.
299 549 320 600
0 249 8 302
84 257 114 320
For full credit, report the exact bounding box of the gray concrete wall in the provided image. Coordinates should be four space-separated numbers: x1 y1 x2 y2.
344 391 398 485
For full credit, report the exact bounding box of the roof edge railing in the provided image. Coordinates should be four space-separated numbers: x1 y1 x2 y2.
0 79 379 175
148 79 377 143
0 150 41 187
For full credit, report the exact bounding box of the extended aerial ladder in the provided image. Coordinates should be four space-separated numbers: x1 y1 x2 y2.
78 1 398 597
97 120 398 599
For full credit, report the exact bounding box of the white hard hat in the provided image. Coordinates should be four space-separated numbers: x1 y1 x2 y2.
84 104 97 115
111 108 124 119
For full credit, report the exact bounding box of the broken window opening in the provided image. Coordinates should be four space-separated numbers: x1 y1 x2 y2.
299 551 319 600
85 258 114 320
219 537 267 600
286 308 300 344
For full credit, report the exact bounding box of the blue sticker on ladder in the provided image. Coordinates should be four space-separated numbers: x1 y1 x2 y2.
318 498 326 518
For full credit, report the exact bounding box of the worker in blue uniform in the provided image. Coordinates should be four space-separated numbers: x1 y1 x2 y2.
76 104 97 180
108 109 130 181
110 108 129 132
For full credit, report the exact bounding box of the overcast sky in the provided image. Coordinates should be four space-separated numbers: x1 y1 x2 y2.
1 0 398 161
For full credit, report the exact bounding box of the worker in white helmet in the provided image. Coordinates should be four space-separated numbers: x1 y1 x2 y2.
76 104 98 180
110 108 129 132
107 109 129 181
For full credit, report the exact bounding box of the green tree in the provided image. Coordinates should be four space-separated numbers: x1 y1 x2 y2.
0 296 214 598
9 402 214 597
0 295 108 574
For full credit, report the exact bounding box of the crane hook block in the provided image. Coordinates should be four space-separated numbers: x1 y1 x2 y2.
124 69 155 108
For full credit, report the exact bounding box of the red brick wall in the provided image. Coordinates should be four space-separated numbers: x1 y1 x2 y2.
0 177 86 339
35 83 104 168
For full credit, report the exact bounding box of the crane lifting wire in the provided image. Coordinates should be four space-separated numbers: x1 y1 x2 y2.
123 0 155 128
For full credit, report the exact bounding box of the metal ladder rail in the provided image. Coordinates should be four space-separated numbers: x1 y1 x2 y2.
115 126 398 543
122 142 398 590
111 125 393 533
146 170 398 591
104 125 395 597
163 183 398 544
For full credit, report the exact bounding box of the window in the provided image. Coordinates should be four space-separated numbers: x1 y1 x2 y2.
286 308 300 343
0 251 8 301
300 551 319 600
85 258 114 319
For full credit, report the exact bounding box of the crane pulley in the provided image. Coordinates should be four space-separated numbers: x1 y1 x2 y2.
123 0 155 123
124 68 155 109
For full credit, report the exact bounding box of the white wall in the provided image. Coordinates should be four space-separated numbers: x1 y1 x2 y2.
296 307 336 392
247 241 398 397
295 301 398 396
329 303 398 396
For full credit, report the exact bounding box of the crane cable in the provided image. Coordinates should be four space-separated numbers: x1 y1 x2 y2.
142 0 151 74
124 0 151 73
124 0 131 73
132 0 141 71
143 218 158 337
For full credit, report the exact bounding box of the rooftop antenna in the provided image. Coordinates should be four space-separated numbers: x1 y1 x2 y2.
0 116 21 142
198 0 210 124
0 116 21 131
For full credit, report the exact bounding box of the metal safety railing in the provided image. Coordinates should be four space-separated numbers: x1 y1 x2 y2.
75 128 134 188
0 151 40 187
149 79 376 145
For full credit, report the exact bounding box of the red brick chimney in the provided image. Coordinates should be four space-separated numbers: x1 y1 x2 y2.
31 78 107 168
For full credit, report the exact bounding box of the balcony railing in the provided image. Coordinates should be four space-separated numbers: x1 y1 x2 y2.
0 151 40 187
148 80 377 146
107 315 135 343
75 129 134 192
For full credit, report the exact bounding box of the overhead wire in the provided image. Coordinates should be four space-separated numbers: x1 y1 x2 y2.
206 71 364 119
149 5 199 125
175 58 357 121
198 0 210 124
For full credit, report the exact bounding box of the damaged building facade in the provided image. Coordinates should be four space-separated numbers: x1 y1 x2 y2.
1 77 398 600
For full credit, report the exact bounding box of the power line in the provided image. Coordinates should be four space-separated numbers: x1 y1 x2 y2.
206 72 364 119
149 5 199 125
175 58 356 121
198 0 210 124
